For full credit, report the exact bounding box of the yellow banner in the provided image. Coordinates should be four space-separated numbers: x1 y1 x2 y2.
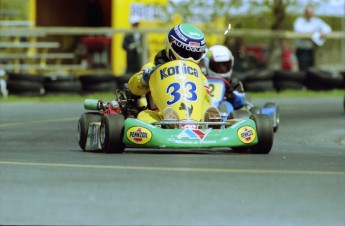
112 0 169 75
111 0 226 76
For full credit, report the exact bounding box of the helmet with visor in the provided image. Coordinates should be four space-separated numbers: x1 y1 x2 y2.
165 24 206 63
204 45 234 79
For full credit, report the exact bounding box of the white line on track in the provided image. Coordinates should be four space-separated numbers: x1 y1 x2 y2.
0 161 344 176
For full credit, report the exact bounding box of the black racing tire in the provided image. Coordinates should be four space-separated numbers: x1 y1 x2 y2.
244 80 275 92
44 80 82 93
82 81 118 92
274 80 305 92
8 72 45 82
244 68 275 82
79 74 116 84
274 70 306 83
250 114 274 154
7 80 45 95
229 109 252 120
100 114 125 153
78 112 102 151
306 68 343 90
232 72 249 82
115 73 132 84
263 102 280 132
44 74 77 82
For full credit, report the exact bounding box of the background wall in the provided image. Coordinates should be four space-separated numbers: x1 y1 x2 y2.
36 0 111 27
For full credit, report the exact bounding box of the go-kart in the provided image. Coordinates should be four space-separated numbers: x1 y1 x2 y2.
78 60 274 154
207 76 280 132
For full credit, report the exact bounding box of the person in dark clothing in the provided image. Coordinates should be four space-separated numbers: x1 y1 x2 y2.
122 15 143 73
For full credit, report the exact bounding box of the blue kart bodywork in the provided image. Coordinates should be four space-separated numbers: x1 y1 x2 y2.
208 77 280 132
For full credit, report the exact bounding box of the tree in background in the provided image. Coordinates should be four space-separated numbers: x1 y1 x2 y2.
166 0 338 70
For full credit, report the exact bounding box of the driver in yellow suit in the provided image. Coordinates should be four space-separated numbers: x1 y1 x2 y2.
128 23 213 123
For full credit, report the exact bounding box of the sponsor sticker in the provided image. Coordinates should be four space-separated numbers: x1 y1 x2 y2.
174 27 188 42
178 129 211 141
172 37 205 52
189 41 200 47
189 31 201 37
126 127 152 144
160 63 199 80
237 126 256 144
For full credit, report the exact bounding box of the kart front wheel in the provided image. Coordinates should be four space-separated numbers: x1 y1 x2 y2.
250 114 273 154
78 112 102 151
100 114 125 153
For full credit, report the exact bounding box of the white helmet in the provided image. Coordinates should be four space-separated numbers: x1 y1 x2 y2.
204 45 234 79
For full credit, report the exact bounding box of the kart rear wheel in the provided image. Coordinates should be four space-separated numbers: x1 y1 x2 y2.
263 102 280 132
100 114 125 153
78 112 102 151
250 114 273 154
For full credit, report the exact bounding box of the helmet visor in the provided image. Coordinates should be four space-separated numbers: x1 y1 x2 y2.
171 38 205 61
209 60 232 73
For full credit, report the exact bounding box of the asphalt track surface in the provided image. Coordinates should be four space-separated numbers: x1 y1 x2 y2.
0 97 344 225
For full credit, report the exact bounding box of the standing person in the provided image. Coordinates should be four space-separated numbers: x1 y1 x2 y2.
0 69 8 98
128 23 214 123
281 39 298 71
293 4 332 71
122 15 143 73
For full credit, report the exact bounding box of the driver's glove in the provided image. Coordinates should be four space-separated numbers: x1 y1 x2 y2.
141 68 152 86
231 80 245 93
140 65 160 86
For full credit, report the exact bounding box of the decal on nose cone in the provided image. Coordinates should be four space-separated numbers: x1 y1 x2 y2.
237 126 256 144
126 127 152 144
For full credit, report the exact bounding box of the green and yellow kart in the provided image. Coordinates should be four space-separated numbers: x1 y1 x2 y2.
78 60 274 154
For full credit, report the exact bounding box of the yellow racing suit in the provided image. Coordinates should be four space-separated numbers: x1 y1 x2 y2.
128 52 212 123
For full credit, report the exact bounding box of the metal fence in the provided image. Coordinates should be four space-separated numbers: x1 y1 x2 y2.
1 26 344 73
